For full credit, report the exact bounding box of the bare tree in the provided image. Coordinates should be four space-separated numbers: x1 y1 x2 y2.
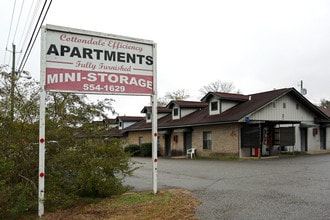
199 80 240 96
165 89 190 101
157 89 190 106
320 99 330 109
157 97 168 107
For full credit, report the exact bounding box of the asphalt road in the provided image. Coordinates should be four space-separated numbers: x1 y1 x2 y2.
124 154 330 220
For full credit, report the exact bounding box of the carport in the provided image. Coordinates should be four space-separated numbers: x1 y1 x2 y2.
240 121 297 157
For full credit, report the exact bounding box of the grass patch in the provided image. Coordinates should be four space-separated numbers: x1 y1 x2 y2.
280 151 307 156
38 189 200 220
197 156 239 161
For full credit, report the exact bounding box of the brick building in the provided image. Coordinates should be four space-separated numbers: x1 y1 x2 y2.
118 88 330 158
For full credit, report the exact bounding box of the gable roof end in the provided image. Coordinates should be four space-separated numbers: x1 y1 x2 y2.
236 87 329 122
141 106 172 114
116 116 144 123
166 100 208 109
201 92 249 102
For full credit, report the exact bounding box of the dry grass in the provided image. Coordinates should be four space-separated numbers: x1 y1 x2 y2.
42 189 201 220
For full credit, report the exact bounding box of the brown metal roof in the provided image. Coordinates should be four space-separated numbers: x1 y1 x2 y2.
116 116 144 122
318 107 330 117
125 88 330 131
103 118 117 124
105 127 126 137
201 92 249 102
166 100 208 109
141 106 172 113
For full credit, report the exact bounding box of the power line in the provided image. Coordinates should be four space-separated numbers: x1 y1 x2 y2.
3 0 50 72
3 0 18 65
17 0 38 50
12 0 25 44
17 0 40 67
17 0 50 72
17 0 52 73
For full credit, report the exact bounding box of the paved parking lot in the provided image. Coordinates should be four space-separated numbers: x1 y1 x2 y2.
124 154 330 219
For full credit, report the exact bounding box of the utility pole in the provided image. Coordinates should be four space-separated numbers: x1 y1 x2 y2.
10 43 16 121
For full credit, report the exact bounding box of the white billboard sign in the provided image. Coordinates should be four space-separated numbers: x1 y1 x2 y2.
39 25 158 217
42 25 155 95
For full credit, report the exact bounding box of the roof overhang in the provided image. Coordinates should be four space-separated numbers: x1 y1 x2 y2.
173 128 192 133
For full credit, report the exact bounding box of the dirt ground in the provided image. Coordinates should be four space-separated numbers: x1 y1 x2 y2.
41 189 201 220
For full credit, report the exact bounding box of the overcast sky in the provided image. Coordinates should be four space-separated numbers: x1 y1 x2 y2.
1 0 330 117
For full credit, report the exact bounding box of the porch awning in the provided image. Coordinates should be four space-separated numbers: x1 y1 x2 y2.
300 123 316 128
158 130 171 135
173 128 192 133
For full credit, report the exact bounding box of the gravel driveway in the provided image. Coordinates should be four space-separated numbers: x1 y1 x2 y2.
124 154 330 219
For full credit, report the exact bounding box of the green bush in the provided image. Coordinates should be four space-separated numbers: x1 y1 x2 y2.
0 122 39 219
140 143 152 157
46 138 134 199
0 78 136 218
124 144 141 156
0 122 136 218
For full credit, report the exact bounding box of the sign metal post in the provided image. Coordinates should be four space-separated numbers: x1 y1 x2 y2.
38 27 47 217
151 43 158 194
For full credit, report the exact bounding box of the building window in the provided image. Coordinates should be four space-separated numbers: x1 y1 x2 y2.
139 136 143 146
283 102 286 108
146 112 151 121
272 102 276 108
296 103 299 110
211 101 218 111
203 131 212 149
173 108 179 116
